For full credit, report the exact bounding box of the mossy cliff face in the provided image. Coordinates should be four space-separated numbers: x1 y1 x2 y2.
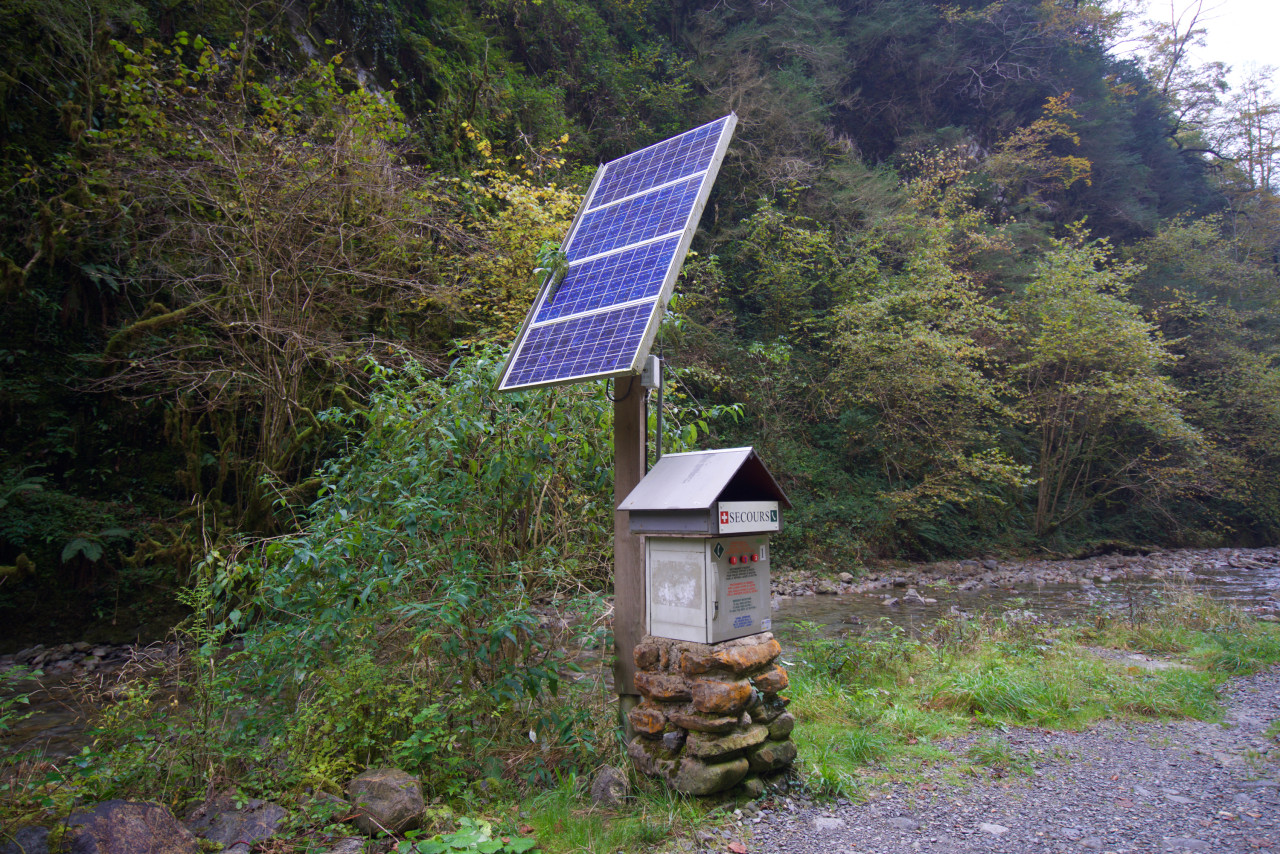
626 632 796 796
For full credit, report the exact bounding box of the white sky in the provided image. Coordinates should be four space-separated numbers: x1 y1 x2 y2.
1129 0 1280 93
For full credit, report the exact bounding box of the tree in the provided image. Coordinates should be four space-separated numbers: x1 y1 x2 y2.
1220 69 1280 193
986 91 1092 218
1129 217 1280 539
1138 0 1230 149
827 154 1031 550
79 41 464 530
1014 236 1201 537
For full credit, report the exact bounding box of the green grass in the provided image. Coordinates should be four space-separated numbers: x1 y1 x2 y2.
6 591 1278 852
787 593 1280 795
965 736 1032 777
519 777 711 854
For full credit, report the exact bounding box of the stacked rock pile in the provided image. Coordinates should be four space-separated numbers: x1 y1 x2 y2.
626 631 796 796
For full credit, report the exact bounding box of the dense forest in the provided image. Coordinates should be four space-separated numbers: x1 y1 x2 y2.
5 0 1279 618
2 0 1280 829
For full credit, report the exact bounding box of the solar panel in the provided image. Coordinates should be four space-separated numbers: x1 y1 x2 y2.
499 114 736 391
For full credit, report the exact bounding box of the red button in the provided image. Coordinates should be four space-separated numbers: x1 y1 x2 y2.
728 556 737 565
751 553 759 562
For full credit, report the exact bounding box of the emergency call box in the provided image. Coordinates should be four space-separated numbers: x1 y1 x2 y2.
618 448 791 644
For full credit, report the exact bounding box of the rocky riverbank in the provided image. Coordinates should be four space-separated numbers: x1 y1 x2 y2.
773 546 1280 617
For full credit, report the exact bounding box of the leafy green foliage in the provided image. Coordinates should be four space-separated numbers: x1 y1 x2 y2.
399 817 536 854
1014 235 1202 537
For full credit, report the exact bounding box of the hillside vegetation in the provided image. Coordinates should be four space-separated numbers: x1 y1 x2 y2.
4 0 1277 612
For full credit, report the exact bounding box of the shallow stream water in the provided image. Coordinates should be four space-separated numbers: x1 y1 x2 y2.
771 556 1280 637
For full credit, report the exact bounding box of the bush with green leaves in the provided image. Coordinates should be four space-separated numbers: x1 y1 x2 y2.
77 347 731 804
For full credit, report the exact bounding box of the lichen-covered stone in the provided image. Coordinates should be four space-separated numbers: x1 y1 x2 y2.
673 756 750 796
739 775 766 798
713 637 781 674
752 664 789 694
667 710 740 733
692 678 753 714
186 791 288 850
66 801 201 854
745 738 798 773
627 737 678 778
346 768 424 835
767 711 795 740
634 671 693 701
677 647 717 675
749 693 790 723
634 640 667 671
628 702 667 736
685 725 768 760
0 826 48 854
590 766 630 807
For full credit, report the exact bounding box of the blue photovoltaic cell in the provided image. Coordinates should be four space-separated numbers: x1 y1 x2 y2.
588 117 731 209
504 303 654 388
536 236 680 323
500 114 735 391
565 176 701 261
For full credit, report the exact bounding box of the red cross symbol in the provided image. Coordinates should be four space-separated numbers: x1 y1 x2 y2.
720 510 729 525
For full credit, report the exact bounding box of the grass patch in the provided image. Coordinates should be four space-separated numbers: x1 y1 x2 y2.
786 594 1280 795
965 737 1032 778
521 777 709 854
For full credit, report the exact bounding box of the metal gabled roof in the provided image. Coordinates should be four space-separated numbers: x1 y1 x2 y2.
617 446 791 512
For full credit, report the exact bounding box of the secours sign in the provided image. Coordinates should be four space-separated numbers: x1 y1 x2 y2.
717 501 781 534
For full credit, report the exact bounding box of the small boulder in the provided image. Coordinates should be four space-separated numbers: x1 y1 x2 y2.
692 678 753 714
186 790 288 851
673 756 749 795
66 801 201 854
590 765 631 807
767 712 795 740
633 640 667 671
739 775 766 798
685 725 768 760
667 710 740 733
627 737 678 778
746 738 798 773
346 768 424 836
0 826 50 854
749 694 790 724
712 637 781 674
627 702 667 736
752 665 789 695
634 671 693 702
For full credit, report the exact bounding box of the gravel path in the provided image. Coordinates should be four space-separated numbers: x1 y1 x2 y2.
746 665 1280 853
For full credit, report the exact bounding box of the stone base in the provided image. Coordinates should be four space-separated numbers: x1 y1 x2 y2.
625 633 796 796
